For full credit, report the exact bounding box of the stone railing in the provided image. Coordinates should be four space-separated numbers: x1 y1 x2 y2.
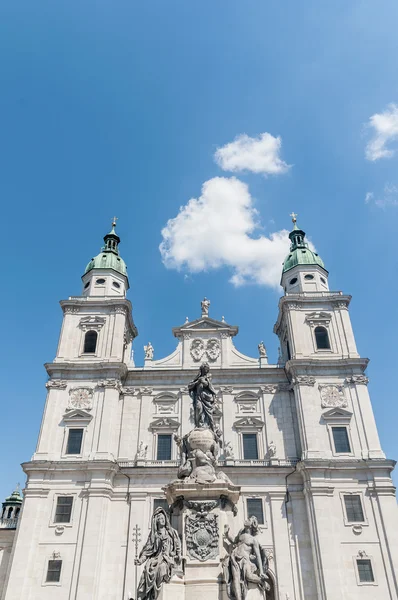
118 459 298 469
118 460 180 468
0 518 19 529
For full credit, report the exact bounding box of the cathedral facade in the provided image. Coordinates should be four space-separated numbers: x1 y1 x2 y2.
1 219 398 600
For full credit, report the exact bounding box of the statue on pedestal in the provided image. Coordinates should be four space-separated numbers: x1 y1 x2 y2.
223 516 270 600
188 362 217 431
135 507 181 600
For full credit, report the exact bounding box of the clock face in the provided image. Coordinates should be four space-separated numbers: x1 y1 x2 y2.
321 385 347 408
69 388 92 410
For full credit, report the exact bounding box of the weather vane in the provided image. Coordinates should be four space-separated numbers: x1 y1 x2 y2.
290 212 298 224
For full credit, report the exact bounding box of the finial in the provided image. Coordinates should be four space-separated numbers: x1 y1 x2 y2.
185 316 189 323
221 315 225 323
290 212 298 224
112 216 118 228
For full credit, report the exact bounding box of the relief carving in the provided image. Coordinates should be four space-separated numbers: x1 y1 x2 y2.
68 387 93 410
319 384 347 408
185 510 219 562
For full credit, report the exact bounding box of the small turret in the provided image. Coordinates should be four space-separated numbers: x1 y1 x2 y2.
81 218 129 297
1 485 23 528
281 213 329 294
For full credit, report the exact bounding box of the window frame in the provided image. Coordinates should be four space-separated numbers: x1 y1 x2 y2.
65 428 84 456
50 495 75 527
42 555 63 587
246 497 266 526
242 433 259 460
83 330 98 354
353 554 377 586
62 427 85 459
331 425 352 455
340 492 368 527
314 326 331 351
156 433 173 461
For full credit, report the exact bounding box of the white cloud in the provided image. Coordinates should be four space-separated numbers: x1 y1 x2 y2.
214 132 291 175
365 183 398 208
365 104 398 161
159 176 291 288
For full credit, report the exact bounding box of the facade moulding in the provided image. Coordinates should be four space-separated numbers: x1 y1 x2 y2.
60 297 137 339
44 361 128 380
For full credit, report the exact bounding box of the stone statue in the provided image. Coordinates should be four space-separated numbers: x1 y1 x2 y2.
223 516 270 600
137 441 148 460
223 441 235 459
188 363 216 431
267 441 276 459
201 297 210 316
144 342 154 360
135 507 181 600
258 342 267 358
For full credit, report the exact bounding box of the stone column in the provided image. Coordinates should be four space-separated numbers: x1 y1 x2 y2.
268 491 296 600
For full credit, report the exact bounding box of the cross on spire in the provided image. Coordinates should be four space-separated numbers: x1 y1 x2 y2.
112 216 118 228
290 212 298 224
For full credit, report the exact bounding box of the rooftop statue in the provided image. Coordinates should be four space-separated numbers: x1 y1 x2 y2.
188 362 216 431
201 297 210 316
135 507 181 600
223 516 270 600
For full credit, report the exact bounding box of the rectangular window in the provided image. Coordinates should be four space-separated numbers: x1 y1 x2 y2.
154 498 170 514
332 427 351 453
242 434 258 460
54 497 73 523
66 429 83 455
344 495 364 522
46 560 62 583
246 498 264 524
357 559 374 583
157 434 172 460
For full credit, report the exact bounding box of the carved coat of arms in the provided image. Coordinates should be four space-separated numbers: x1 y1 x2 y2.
185 512 219 561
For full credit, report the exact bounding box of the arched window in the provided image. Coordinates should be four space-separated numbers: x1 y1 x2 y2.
7 507 13 519
83 330 98 354
15 507 20 518
315 326 330 350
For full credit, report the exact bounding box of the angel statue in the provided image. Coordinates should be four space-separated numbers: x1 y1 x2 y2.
135 507 181 600
223 516 270 600
188 362 217 431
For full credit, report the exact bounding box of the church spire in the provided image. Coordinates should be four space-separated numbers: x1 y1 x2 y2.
82 219 129 297
281 214 329 293
102 217 121 255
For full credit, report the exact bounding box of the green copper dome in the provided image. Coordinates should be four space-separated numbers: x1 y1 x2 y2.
3 487 23 506
282 221 326 274
84 221 128 277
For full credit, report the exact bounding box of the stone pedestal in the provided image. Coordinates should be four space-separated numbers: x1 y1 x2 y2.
162 479 241 600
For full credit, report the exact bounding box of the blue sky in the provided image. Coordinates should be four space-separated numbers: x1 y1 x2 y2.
1 1 398 501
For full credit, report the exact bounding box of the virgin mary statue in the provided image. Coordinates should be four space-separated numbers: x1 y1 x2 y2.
135 507 181 600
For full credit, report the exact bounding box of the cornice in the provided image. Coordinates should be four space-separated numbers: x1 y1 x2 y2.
22 459 120 474
285 357 369 376
296 458 396 473
45 361 128 380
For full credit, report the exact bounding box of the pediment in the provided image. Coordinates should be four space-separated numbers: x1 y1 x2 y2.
63 409 93 424
173 317 238 338
149 417 180 431
234 416 264 431
322 408 353 421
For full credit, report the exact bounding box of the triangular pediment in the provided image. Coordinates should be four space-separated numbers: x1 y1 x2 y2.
149 417 180 431
234 416 265 431
173 317 238 338
63 409 93 423
322 408 353 421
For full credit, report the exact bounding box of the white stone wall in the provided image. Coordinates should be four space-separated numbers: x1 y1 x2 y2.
3 287 398 599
